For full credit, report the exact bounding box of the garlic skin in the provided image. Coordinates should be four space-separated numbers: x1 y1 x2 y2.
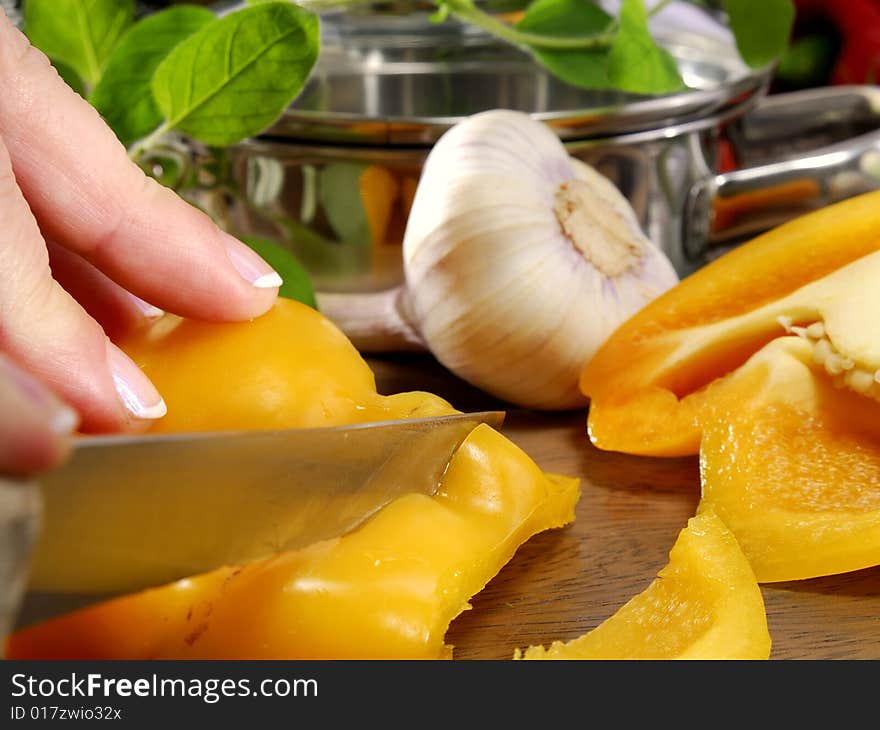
402 109 679 410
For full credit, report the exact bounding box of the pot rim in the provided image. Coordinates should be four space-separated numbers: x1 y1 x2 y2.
239 84 767 157
260 27 773 147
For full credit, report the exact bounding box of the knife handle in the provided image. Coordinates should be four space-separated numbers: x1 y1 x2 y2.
0 476 42 652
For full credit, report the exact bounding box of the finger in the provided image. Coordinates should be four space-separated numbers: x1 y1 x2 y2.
0 134 166 432
0 10 281 322
0 354 77 475
47 241 164 341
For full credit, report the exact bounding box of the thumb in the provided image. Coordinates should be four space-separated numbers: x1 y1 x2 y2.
0 355 77 475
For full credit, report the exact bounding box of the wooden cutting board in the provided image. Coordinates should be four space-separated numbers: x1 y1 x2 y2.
368 353 880 661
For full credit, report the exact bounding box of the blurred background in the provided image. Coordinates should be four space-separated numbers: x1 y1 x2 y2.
5 0 880 92
774 0 880 90
5 0 880 294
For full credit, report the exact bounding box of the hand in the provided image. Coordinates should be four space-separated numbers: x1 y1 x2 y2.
0 9 281 437
0 354 76 474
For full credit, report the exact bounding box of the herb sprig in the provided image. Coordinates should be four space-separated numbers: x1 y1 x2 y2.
20 0 795 304
23 0 796 157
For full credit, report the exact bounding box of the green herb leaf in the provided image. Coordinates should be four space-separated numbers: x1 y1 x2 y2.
429 5 450 24
318 163 372 248
515 0 612 90
724 0 794 69
242 237 318 309
23 0 134 87
607 0 684 94
517 0 610 40
89 5 215 147
150 2 319 147
484 0 533 11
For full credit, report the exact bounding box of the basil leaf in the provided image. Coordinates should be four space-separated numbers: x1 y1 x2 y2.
517 0 610 38
319 163 372 248
607 0 684 94
242 237 318 309
89 5 215 147
485 0 532 11
23 0 134 87
724 0 794 69
150 2 319 147
515 0 612 90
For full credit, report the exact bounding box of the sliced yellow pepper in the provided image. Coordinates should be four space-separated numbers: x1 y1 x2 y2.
698 337 880 582
579 192 880 584
7 425 579 659
516 509 770 660
580 190 880 457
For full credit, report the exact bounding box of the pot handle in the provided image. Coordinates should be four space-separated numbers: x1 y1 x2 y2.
683 85 880 265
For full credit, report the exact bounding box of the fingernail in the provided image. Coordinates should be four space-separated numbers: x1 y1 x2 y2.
128 293 164 319
47 403 79 435
106 342 167 421
221 233 283 289
0 356 79 435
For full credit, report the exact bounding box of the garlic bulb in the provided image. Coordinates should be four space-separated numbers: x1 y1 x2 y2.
401 109 679 410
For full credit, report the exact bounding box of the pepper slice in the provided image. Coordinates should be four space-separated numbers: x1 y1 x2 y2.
580 190 880 456
516 509 770 660
7 425 579 659
698 337 880 583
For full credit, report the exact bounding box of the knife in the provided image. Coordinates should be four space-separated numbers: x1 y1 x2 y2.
12 410 504 629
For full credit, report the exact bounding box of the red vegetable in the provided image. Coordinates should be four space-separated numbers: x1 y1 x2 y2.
793 0 880 85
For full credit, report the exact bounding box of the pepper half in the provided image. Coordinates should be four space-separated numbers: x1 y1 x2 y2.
581 190 880 582
580 190 880 456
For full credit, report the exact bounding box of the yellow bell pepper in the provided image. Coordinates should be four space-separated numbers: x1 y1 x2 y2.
580 191 880 583
516 509 770 660
581 190 880 457
698 337 880 582
7 425 579 659
121 297 456 433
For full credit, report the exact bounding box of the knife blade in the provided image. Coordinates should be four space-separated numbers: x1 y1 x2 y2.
14 411 504 628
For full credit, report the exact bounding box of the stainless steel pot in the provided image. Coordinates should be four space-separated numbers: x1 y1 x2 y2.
185 10 880 296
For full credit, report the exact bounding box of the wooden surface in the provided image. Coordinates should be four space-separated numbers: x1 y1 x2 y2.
368 353 880 661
